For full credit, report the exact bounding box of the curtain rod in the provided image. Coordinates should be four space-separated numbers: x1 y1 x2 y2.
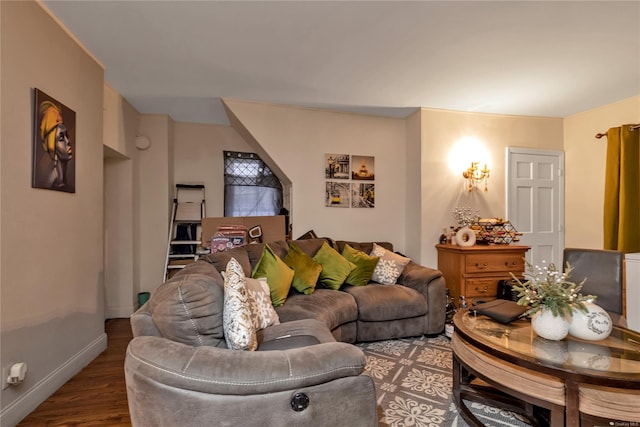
595 124 640 139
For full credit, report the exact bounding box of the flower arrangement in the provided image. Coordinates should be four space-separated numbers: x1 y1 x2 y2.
510 261 596 317
451 206 479 227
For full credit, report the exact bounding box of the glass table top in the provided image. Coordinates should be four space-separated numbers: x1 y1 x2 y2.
454 310 640 379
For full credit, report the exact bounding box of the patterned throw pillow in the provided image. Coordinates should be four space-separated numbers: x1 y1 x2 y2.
369 243 411 285
223 258 258 350
245 277 280 330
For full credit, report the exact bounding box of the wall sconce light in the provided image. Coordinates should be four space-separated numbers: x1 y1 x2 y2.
462 162 490 192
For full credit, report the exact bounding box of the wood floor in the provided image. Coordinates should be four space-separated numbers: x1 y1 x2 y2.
17 319 133 427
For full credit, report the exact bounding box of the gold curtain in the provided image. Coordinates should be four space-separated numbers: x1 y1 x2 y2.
603 125 640 252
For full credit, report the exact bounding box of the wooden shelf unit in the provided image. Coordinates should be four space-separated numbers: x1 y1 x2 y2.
436 243 530 306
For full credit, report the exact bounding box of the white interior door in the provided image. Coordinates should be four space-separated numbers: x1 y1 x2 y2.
507 148 564 269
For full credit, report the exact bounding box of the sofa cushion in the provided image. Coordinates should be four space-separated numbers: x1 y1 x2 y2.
341 244 379 286
257 318 336 351
223 258 258 350
283 243 323 294
370 242 411 285
149 268 225 348
275 289 358 331
245 277 280 330
344 283 427 322
313 242 356 290
201 247 252 277
335 240 393 255
289 238 326 257
252 244 294 307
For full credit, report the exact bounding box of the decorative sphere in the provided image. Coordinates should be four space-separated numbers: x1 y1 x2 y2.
531 308 570 341
568 302 612 341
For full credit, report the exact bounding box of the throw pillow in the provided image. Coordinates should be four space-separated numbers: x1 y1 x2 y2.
370 242 411 285
283 243 323 294
313 241 356 290
245 277 280 330
252 244 294 307
341 243 379 286
223 257 257 350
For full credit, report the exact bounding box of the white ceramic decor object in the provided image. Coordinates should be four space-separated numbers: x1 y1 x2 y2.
531 308 569 341
456 226 476 247
569 302 612 341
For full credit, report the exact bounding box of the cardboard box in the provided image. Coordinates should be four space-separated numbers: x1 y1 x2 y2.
201 216 286 249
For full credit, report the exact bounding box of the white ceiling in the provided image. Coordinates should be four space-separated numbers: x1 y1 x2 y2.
42 1 640 126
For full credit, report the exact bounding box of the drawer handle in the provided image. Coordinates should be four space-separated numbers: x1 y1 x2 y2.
505 261 518 267
475 263 488 269
475 286 489 293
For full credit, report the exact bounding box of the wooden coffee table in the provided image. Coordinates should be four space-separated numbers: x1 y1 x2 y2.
452 310 640 427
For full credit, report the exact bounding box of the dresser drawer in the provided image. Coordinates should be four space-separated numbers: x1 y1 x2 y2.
465 278 500 297
465 254 525 274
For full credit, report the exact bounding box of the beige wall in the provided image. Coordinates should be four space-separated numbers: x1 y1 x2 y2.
173 122 254 218
138 115 174 293
170 102 565 269
0 1 105 424
419 108 564 266
103 84 140 317
564 96 640 249
404 110 423 260
223 99 410 253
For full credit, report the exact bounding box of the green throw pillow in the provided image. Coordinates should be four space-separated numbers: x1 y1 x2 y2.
341 244 379 286
312 242 356 290
252 244 294 307
283 243 323 294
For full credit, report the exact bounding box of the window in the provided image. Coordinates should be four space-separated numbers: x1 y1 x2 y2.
224 151 283 217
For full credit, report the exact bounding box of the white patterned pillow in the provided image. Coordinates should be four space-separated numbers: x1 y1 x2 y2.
369 243 411 285
245 277 280 330
223 258 257 350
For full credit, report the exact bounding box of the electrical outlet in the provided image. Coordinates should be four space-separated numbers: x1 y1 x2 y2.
1 364 11 390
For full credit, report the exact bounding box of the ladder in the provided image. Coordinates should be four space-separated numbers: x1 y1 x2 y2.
164 184 206 281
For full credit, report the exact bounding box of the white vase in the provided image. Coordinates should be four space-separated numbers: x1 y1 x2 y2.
531 308 569 341
568 302 613 341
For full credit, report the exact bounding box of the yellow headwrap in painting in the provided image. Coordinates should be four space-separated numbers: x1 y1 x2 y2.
39 101 63 160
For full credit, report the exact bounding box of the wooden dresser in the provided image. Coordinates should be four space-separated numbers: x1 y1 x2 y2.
436 244 530 306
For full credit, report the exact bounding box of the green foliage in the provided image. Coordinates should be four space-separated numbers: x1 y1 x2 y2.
510 261 596 318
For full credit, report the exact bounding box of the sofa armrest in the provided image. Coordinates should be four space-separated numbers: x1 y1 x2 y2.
125 336 367 395
130 303 162 337
398 261 447 335
399 260 442 289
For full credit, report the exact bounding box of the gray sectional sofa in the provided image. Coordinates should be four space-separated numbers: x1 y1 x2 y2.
125 238 446 427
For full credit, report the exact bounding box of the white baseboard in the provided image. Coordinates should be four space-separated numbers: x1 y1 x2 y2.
106 304 136 319
0 332 107 427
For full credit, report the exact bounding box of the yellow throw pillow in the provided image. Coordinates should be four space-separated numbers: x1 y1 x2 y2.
283 243 323 294
342 244 379 286
313 242 356 290
252 244 294 307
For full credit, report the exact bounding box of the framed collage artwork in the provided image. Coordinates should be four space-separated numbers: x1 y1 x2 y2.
325 153 374 208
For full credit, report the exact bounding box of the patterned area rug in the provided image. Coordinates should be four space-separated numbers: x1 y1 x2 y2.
357 335 533 427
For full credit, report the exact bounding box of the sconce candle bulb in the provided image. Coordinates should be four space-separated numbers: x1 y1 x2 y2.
462 162 490 192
